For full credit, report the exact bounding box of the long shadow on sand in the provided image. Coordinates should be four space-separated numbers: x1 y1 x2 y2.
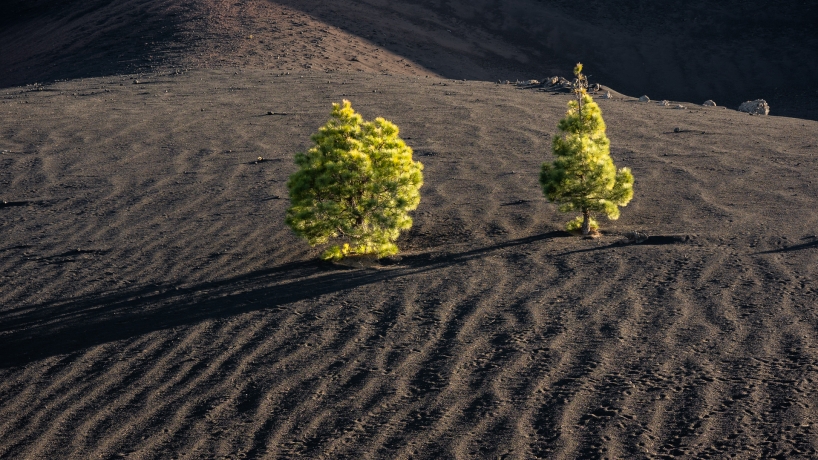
0 231 567 368
753 238 818 255
556 234 694 256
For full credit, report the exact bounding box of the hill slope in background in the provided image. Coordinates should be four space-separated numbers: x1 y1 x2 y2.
1 0 817 119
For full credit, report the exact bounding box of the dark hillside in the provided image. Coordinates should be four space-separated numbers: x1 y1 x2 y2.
1 0 815 118
0 0 192 85
277 0 818 119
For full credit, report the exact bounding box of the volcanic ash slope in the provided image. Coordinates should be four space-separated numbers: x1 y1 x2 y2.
1 70 818 459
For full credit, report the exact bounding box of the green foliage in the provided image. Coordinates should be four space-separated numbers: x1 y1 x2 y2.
286 100 423 260
540 63 634 235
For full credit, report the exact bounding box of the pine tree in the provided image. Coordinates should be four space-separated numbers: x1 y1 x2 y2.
286 100 423 260
540 64 634 236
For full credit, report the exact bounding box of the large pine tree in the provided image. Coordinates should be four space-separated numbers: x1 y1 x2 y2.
286 100 423 260
540 64 634 236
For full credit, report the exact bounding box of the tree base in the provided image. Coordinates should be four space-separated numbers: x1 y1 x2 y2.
565 215 599 236
329 254 383 269
568 228 602 238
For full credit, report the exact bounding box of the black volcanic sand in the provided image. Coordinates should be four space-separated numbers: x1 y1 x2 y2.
2 69 818 458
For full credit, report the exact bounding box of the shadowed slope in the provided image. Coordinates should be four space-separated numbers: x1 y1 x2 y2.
2 0 816 118
271 0 818 119
0 0 196 86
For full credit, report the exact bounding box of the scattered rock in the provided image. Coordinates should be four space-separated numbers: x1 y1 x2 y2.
659 100 670 106
536 76 573 93
674 127 681 133
516 75 602 93
516 79 539 86
601 91 612 99
623 232 696 245
703 100 717 107
132 79 140 84
638 95 650 102
624 231 649 244
738 99 770 115
675 105 686 109
644 234 696 245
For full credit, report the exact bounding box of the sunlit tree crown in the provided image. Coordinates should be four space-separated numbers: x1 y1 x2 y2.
540 64 634 235
286 100 423 259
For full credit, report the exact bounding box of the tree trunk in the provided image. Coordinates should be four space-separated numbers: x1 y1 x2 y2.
581 209 591 236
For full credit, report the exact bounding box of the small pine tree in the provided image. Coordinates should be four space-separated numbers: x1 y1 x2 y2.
286 100 423 260
540 63 634 236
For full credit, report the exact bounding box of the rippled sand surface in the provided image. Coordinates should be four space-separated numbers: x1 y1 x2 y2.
2 69 818 458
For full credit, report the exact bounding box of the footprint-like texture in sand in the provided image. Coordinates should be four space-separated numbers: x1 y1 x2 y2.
2 70 818 458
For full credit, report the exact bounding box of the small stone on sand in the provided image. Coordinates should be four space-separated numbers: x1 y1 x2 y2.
738 99 770 115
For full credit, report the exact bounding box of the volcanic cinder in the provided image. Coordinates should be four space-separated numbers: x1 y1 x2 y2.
2 1 818 459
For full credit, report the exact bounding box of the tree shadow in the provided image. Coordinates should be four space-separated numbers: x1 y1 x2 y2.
555 234 697 256
753 239 818 255
0 231 566 368
556 243 621 256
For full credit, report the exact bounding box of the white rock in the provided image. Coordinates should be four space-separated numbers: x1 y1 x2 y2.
738 99 769 115
703 100 717 107
638 95 650 102
601 91 612 99
674 104 686 109
659 100 670 106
